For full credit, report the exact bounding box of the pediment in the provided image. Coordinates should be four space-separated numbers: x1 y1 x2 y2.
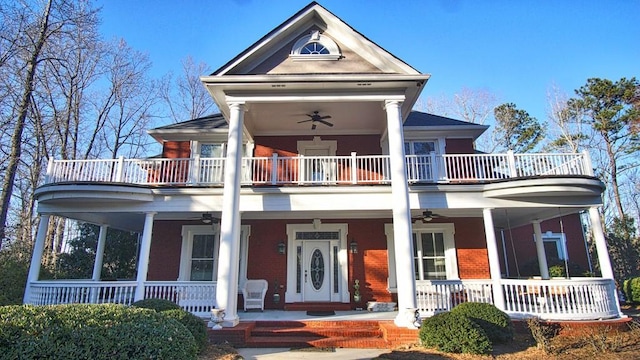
214 2 420 76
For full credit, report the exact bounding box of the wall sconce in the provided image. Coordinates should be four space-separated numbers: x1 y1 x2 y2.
349 240 358 254
277 241 286 255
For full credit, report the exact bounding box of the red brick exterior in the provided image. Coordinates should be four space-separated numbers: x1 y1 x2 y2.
145 213 588 309
445 138 475 154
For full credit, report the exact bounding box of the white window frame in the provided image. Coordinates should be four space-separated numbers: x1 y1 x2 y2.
290 30 341 61
385 223 457 292
179 225 219 281
179 224 251 287
536 231 568 260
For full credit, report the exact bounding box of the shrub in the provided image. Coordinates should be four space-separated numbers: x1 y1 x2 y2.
451 302 514 343
161 309 208 353
131 298 182 312
623 277 640 304
419 311 492 355
0 304 198 360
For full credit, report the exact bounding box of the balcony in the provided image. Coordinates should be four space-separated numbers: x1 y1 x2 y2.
43 152 592 187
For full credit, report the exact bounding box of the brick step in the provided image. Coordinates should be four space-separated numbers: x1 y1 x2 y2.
245 335 390 349
255 320 381 328
251 325 382 338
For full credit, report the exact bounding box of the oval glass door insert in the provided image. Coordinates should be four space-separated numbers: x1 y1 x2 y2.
310 249 325 290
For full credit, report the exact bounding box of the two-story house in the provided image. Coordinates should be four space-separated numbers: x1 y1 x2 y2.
24 2 621 329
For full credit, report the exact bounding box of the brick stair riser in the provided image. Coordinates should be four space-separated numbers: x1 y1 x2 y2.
251 328 382 338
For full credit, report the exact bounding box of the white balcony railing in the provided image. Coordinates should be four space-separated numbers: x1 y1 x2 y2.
44 151 593 186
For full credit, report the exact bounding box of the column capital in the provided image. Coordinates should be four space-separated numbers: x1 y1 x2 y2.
228 102 247 111
384 99 403 109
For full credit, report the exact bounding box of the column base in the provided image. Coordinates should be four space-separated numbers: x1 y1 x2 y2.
394 308 420 329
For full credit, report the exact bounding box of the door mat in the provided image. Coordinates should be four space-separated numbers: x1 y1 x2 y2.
306 310 336 316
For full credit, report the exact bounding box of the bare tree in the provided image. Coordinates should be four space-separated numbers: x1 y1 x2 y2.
0 0 99 248
417 87 499 151
160 55 216 122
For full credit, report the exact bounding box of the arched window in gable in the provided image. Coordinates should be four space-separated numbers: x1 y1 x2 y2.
290 30 341 61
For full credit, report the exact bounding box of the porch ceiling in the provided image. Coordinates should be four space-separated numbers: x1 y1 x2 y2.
243 101 386 136
48 207 586 235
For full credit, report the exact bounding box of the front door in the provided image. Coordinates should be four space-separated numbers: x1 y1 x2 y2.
303 240 332 302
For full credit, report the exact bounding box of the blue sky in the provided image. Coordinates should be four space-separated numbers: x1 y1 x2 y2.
96 0 639 123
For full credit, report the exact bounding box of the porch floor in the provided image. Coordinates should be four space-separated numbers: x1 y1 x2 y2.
209 310 417 349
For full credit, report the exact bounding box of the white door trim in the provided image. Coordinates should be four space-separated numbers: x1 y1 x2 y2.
285 222 350 303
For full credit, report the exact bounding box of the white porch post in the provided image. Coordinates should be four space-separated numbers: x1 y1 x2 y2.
134 212 155 302
23 214 51 304
588 207 615 280
215 102 245 327
532 220 550 279
482 209 506 310
92 225 108 281
385 100 417 328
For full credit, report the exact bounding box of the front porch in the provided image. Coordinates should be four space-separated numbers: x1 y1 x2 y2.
25 277 621 321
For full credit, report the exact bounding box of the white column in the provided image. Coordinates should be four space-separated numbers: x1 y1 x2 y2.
482 209 505 310
215 102 245 327
92 225 108 281
385 100 417 328
588 207 614 279
532 220 550 279
23 214 51 304
134 212 155 301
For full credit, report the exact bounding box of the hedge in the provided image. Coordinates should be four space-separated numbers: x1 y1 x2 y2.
419 311 492 355
623 277 640 304
0 304 198 360
450 302 514 343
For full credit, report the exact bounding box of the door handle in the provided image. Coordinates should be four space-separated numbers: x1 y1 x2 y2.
304 270 308 283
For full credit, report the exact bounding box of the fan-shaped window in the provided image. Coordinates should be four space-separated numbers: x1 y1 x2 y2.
291 30 341 61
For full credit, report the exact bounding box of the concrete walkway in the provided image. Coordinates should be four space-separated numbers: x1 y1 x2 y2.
237 347 388 359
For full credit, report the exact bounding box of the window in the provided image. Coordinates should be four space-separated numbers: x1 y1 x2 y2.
290 30 341 60
179 225 251 289
405 140 437 181
385 223 457 291
413 232 446 280
179 226 219 281
538 231 567 261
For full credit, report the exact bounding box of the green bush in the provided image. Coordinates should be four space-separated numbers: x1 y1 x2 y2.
623 277 640 304
131 298 182 312
451 302 514 343
419 311 492 355
161 309 208 353
0 304 198 360
0 245 29 306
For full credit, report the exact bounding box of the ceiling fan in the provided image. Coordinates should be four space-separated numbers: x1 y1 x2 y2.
189 213 219 224
297 111 333 130
413 210 445 223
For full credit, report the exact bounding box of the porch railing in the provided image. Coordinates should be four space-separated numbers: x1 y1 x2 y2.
501 278 619 320
27 280 217 318
144 281 217 317
28 280 137 306
416 278 619 321
44 151 592 186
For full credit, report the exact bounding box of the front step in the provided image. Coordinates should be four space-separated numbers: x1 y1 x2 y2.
209 320 419 349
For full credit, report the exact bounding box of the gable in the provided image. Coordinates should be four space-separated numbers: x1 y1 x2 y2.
215 2 419 76
248 27 385 75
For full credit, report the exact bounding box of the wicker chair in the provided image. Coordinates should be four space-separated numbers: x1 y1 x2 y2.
242 279 268 312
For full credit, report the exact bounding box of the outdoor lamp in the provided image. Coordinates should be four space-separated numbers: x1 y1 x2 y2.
349 239 358 254
277 241 286 254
